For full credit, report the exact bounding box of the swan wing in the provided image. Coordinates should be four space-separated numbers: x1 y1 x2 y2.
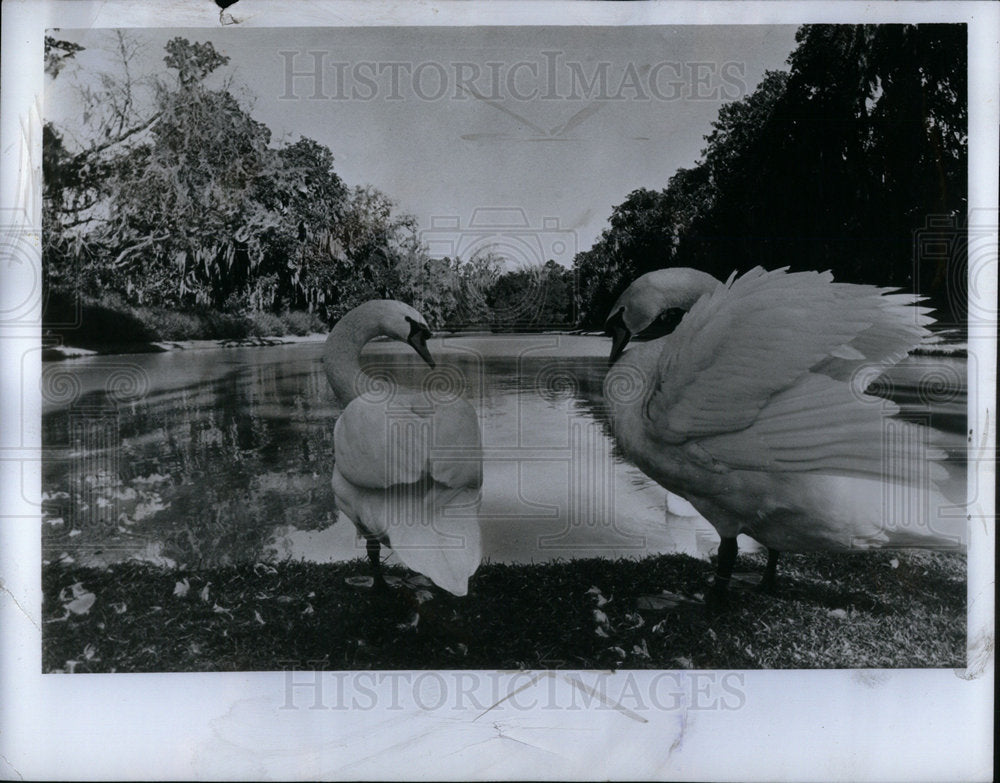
333 393 484 596
334 397 428 489
429 399 484 488
695 372 948 484
815 284 934 381
334 394 483 490
645 266 922 443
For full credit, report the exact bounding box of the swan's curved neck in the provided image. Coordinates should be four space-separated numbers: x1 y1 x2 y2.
646 268 720 315
323 308 385 405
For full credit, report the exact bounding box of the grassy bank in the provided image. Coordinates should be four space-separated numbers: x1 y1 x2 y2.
43 549 966 672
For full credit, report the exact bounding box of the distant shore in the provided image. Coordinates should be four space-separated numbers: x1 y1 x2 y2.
41 329 968 361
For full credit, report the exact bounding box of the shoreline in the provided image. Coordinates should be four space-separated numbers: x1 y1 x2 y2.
41 330 969 361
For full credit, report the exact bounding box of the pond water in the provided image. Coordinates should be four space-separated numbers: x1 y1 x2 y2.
41 335 967 571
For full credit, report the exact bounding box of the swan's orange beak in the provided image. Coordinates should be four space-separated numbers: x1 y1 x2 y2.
408 328 436 368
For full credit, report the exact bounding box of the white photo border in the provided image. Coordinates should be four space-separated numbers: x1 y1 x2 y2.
1 1 995 780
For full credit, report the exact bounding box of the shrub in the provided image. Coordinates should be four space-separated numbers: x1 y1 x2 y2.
43 289 157 346
132 307 202 341
246 311 286 337
280 310 326 336
200 310 251 340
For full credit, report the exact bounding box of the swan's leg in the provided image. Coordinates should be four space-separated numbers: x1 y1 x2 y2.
366 537 388 591
707 537 738 610
757 549 780 593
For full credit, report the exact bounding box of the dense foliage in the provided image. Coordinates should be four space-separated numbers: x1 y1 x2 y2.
574 24 968 329
43 35 560 331
44 26 966 338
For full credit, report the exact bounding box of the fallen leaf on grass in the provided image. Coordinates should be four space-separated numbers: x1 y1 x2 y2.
254 611 266 625
173 578 190 598
636 591 701 611
730 572 762 590
586 586 611 607
622 612 644 630
199 584 211 603
828 608 849 620
413 589 434 605
49 583 96 620
632 639 651 660
396 612 419 631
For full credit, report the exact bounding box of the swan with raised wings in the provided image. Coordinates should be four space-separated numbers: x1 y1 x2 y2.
324 300 483 597
603 266 965 608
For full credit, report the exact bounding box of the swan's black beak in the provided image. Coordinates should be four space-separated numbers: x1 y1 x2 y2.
605 308 631 364
407 322 436 368
609 326 631 364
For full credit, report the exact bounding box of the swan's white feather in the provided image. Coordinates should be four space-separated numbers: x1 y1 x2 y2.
609 266 966 552
698 373 948 482
325 300 483 595
332 467 482 597
647 267 901 442
335 395 482 490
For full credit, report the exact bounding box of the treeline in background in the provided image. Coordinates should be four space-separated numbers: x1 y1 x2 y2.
42 24 967 345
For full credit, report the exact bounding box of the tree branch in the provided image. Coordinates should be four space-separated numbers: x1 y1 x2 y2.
78 111 162 165
111 233 172 268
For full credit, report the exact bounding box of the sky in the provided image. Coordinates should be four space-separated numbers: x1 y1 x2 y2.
47 25 801 264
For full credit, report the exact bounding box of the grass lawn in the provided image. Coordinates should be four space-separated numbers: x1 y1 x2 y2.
42 549 966 672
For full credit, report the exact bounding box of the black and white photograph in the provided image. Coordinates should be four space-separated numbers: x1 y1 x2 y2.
1 1 995 780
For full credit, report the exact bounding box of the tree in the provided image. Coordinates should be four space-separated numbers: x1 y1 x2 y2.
573 23 967 328
488 260 573 331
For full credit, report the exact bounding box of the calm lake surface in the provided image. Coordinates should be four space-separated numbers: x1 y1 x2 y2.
41 335 967 570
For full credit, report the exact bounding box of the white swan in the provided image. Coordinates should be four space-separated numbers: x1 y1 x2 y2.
323 300 483 596
604 266 965 607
